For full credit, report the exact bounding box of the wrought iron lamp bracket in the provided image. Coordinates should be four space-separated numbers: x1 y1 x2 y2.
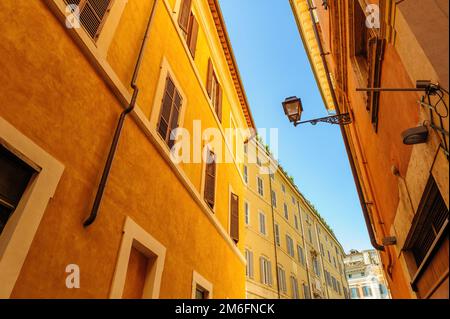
294 113 352 126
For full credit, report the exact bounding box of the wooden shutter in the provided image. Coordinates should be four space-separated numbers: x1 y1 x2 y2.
204 150 216 208
178 0 192 33
216 85 223 122
367 37 385 130
65 0 112 40
206 59 214 97
230 193 239 243
187 13 199 58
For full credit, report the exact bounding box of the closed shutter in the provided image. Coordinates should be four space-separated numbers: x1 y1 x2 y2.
216 85 223 122
65 0 112 40
249 251 253 278
206 59 214 97
367 37 385 130
187 13 199 58
178 0 192 33
267 260 272 286
158 76 182 147
204 150 216 208
259 257 264 283
230 193 239 243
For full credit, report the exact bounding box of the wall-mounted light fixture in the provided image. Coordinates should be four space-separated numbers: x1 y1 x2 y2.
401 126 429 145
282 96 352 127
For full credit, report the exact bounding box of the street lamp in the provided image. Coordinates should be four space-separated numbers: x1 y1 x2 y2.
282 96 352 126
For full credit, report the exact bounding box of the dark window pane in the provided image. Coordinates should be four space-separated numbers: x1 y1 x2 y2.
0 145 35 207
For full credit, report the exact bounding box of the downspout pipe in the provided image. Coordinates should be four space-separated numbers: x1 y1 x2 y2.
84 0 159 227
306 0 384 251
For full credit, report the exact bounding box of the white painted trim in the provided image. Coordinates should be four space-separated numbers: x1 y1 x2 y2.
109 217 167 299
191 270 213 299
0 117 64 298
149 57 188 142
47 0 128 59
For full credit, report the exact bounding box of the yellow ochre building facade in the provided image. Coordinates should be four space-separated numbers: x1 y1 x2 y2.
243 141 349 299
0 0 254 298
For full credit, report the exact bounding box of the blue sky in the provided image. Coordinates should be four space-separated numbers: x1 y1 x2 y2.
219 0 372 253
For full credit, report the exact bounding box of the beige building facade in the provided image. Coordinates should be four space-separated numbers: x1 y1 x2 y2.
344 250 392 299
244 140 349 299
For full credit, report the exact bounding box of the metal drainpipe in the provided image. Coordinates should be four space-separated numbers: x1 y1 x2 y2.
84 0 159 227
268 172 281 299
296 200 312 299
306 0 384 251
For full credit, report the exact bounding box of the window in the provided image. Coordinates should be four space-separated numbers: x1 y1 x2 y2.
257 177 264 196
303 283 311 299
244 202 250 225
320 243 324 257
351 287 360 299
0 145 36 235
290 276 299 299
206 59 222 122
274 224 280 246
260 257 272 286
65 0 113 41
337 281 341 295
291 196 295 204
277 266 287 294
312 257 320 277
271 190 277 207
178 0 199 58
286 235 295 258
362 286 372 297
245 249 254 279
406 176 449 267
281 184 286 193
333 256 337 268
157 76 183 148
297 245 305 266
350 0 384 129
191 271 213 299
243 165 248 184
328 250 331 263
195 286 207 299
229 193 239 244
110 217 166 299
332 277 337 291
283 203 289 220
259 212 266 235
203 150 216 209
256 156 262 167
294 215 298 230
379 284 387 295
308 228 313 243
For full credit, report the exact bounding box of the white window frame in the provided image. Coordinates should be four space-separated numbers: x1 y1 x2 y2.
259 211 266 236
244 201 250 226
0 118 64 298
257 176 264 197
245 249 254 279
274 223 280 246
149 57 188 151
191 270 213 299
243 165 248 184
109 217 166 299
46 0 128 59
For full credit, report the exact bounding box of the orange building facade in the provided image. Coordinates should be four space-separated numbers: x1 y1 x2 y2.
0 0 254 298
291 0 448 299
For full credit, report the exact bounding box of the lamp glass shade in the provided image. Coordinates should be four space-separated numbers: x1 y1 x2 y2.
282 97 303 123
